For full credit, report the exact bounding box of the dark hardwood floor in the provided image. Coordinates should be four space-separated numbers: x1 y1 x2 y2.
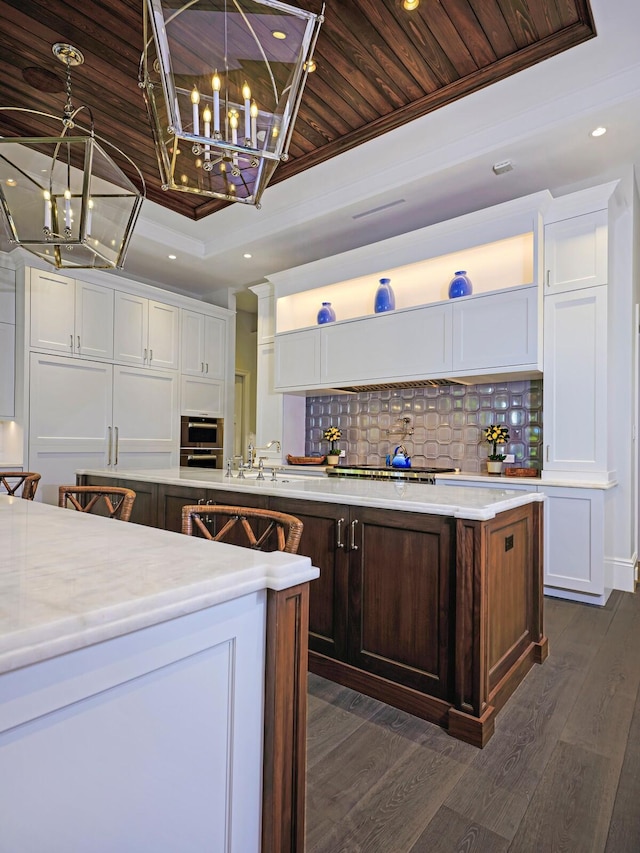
306 590 640 852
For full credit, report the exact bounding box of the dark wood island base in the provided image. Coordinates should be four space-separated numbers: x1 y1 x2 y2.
309 501 548 748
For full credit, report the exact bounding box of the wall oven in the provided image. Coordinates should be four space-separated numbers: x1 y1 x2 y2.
180 416 224 468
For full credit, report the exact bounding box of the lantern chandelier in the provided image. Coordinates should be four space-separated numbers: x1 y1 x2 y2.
0 44 145 270
140 0 324 207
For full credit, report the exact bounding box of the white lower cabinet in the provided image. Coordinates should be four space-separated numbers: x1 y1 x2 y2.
0 322 15 418
29 353 178 503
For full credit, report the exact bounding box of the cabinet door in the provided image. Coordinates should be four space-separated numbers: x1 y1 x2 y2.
451 286 538 372
203 315 226 380
0 265 15 324
0 322 15 418
30 269 75 353
543 286 607 475
181 309 206 375
112 365 178 462
274 328 321 390
269 497 350 660
181 375 224 417
157 482 212 533
544 210 608 293
148 300 179 370
321 304 452 386
78 474 159 528
114 291 148 365
347 506 453 698
541 486 604 595
75 281 114 360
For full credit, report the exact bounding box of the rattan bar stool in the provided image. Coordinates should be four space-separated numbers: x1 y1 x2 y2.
0 471 41 500
181 504 303 554
58 485 137 522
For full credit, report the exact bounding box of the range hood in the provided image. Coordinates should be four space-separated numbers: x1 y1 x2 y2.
334 377 472 393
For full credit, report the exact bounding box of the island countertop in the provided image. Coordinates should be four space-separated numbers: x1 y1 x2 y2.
0 494 317 675
76 466 544 521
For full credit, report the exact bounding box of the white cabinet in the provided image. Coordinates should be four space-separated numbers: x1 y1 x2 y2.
181 375 224 417
30 269 114 360
29 352 178 503
0 322 15 418
181 310 226 380
542 285 608 478
114 292 179 370
540 485 605 598
275 328 321 390
544 210 608 293
451 286 539 373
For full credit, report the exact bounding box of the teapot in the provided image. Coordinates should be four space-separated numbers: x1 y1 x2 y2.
391 445 411 468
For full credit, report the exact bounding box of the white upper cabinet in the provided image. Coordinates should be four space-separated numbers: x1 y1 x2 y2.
114 292 179 370
181 310 226 380
0 266 16 418
30 269 114 360
544 209 608 293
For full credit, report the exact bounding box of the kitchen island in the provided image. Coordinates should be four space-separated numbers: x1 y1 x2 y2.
77 467 548 747
0 494 318 853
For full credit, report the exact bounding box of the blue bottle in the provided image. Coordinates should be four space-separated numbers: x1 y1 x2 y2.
317 302 336 324
448 271 473 298
374 278 395 313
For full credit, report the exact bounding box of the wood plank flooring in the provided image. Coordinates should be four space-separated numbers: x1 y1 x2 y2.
306 590 640 852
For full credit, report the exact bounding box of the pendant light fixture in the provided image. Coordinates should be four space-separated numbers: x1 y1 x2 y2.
140 0 324 208
0 43 145 270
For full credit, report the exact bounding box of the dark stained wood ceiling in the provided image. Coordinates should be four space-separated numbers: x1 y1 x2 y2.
0 0 595 220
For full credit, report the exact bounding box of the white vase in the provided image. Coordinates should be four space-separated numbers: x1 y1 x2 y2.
327 454 340 466
487 460 503 475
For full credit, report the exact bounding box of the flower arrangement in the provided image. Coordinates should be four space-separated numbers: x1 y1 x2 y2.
323 425 342 454
484 424 510 461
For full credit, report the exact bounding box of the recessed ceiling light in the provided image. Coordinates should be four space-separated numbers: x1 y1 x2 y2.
304 58 317 73
243 253 252 259
272 30 287 39
591 126 607 137
403 0 420 10
5 178 17 187
168 254 177 260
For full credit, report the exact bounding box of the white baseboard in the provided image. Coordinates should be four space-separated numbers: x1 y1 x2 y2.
608 554 637 593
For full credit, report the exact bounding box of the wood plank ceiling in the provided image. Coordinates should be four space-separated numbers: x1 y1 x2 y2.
0 0 595 220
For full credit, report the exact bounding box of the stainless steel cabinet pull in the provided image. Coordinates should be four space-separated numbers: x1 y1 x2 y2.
205 362 209 374
70 334 73 350
201 362 204 373
546 444 550 462
143 348 147 363
149 348 153 362
350 519 359 551
546 269 551 288
336 517 345 549
77 335 80 350
114 426 119 465
107 426 112 466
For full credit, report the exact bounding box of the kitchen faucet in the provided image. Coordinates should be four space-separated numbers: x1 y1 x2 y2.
246 440 281 468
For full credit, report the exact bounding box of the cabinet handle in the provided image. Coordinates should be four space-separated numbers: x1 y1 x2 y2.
69 334 73 351
349 519 359 551
149 348 153 362
205 362 209 374
546 445 550 462
201 362 204 373
143 348 147 363
546 269 551 288
114 426 119 466
77 335 80 350
336 517 345 549
107 426 112 466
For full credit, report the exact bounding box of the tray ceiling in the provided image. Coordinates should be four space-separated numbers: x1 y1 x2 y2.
0 0 595 221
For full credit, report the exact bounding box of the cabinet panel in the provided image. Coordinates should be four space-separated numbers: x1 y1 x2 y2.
451 286 538 372
321 304 452 386
0 322 15 418
30 269 76 353
148 300 179 370
0 265 15 324
181 375 224 417
181 310 205 375
75 281 114 360
543 286 607 474
544 210 608 293
112 365 178 456
275 328 320 390
203 315 226 380
79 474 159 528
541 486 604 595
114 292 148 365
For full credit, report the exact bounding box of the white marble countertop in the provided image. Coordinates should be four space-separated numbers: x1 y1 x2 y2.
0 495 317 676
434 471 617 489
77 467 544 520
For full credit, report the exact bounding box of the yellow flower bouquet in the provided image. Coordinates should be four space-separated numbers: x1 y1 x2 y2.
323 426 342 454
484 424 510 461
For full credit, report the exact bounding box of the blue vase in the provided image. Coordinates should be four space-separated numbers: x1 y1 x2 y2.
317 302 336 324
448 271 473 299
374 278 395 313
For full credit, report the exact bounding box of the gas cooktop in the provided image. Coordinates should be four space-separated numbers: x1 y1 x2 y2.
326 465 457 483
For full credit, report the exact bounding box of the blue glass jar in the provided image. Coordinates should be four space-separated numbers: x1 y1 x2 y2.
448 271 473 298
374 277 395 313
317 302 336 324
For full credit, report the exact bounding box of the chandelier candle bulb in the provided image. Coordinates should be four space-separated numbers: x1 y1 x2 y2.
250 102 258 148
243 83 251 142
191 87 200 135
43 191 52 231
86 198 93 235
212 73 221 135
64 189 71 230
203 106 211 160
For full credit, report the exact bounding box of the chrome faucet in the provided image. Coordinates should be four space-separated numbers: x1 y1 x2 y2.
246 440 281 468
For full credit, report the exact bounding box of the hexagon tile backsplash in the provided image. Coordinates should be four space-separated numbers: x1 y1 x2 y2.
305 379 543 473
